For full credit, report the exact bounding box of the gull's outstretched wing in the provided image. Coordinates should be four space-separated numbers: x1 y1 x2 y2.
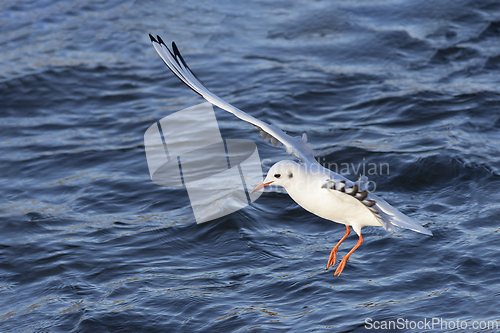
149 34 316 165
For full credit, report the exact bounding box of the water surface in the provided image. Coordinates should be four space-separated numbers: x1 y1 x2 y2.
1 0 500 331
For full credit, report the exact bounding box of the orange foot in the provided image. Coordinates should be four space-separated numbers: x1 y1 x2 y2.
326 225 350 270
326 247 338 270
333 234 364 277
334 257 348 276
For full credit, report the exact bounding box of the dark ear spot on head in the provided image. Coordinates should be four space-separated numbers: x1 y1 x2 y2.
288 172 293 178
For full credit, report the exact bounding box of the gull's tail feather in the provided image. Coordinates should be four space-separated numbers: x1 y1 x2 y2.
370 194 433 236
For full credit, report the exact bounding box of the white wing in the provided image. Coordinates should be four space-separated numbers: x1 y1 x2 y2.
149 34 316 166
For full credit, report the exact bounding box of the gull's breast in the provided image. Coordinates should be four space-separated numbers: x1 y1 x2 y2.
286 179 381 228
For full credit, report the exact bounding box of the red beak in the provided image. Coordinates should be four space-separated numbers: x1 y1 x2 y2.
250 181 273 194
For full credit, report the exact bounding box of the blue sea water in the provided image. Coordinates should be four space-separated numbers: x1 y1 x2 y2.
1 0 500 332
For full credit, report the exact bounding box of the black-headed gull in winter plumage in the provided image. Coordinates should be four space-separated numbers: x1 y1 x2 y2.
149 34 432 276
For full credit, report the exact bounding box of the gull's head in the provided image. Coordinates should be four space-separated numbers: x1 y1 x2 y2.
250 160 301 194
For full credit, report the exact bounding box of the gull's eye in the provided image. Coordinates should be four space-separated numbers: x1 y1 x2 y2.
274 173 281 179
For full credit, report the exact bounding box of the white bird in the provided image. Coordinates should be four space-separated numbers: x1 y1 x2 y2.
149 34 433 276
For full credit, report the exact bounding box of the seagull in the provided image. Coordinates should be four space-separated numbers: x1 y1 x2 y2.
149 34 433 276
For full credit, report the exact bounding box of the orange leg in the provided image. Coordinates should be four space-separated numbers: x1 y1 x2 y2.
334 234 364 277
326 225 351 270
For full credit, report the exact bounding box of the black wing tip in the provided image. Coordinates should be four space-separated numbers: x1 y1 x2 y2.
157 35 166 46
172 41 180 54
172 42 184 65
149 35 206 97
150 34 174 53
171 41 189 68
